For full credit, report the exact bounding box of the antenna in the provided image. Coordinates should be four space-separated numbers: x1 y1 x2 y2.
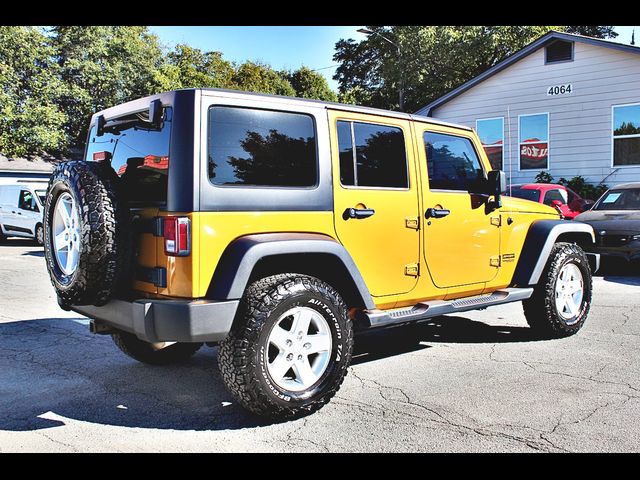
632 29 636 46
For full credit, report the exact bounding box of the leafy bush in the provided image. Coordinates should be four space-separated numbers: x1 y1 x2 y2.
558 176 608 200
534 171 554 183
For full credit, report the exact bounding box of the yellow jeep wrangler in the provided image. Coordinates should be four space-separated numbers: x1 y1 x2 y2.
43 89 598 419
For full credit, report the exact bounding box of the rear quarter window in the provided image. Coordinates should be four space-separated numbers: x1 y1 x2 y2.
207 106 318 188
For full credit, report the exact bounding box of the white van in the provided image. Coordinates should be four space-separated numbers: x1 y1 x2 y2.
0 183 47 245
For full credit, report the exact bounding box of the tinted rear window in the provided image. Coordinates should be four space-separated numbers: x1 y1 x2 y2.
207 106 317 187
85 107 172 203
509 187 540 202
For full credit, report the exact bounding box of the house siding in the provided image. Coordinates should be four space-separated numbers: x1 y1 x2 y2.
428 41 640 186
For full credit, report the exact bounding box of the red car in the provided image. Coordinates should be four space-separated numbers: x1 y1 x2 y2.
508 183 594 219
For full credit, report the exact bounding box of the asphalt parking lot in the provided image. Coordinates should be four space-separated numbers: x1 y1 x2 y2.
1 239 639 452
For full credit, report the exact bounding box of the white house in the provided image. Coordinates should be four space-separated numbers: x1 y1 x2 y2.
416 31 640 187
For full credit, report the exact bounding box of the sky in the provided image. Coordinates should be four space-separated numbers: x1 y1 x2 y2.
148 26 368 91
149 26 638 93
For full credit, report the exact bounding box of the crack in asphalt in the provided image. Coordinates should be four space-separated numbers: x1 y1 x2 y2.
346 367 553 452
34 430 80 453
612 311 631 334
271 417 331 453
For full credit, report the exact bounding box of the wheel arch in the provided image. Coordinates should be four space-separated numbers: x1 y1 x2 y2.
511 219 597 287
206 233 375 310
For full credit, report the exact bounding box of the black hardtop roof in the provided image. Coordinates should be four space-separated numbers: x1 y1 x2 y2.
90 88 472 132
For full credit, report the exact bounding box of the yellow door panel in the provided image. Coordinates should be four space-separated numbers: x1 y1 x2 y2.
423 191 500 287
328 110 420 298
415 123 500 289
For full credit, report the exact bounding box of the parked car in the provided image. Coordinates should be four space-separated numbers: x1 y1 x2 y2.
0 182 47 245
507 183 593 219
575 182 640 263
43 89 597 419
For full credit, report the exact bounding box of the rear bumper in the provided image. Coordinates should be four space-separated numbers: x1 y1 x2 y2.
72 298 239 343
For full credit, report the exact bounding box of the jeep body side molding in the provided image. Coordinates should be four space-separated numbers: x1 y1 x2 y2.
511 219 598 287
207 233 377 310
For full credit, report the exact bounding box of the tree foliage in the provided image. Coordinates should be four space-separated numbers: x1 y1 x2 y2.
228 130 316 186
164 44 235 90
0 27 67 157
565 26 617 38
283 67 337 102
51 26 168 151
333 26 618 112
0 27 338 158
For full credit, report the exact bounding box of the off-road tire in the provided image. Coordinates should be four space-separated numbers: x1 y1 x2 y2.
523 242 592 338
35 223 44 246
111 330 202 365
44 161 131 306
218 274 354 420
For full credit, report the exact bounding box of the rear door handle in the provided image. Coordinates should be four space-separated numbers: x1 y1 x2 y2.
425 208 451 219
343 207 375 220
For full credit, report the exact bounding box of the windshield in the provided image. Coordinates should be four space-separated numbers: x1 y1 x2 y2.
508 187 540 202
594 188 640 210
35 190 46 205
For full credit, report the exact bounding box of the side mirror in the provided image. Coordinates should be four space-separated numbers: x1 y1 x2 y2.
551 200 563 208
486 170 506 208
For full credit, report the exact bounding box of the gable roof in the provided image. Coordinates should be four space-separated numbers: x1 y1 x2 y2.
416 30 640 116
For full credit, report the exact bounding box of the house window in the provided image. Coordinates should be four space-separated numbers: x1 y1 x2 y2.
613 103 640 166
519 113 549 170
476 118 503 170
545 40 573 63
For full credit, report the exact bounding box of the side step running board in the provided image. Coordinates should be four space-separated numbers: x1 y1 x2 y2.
357 287 534 328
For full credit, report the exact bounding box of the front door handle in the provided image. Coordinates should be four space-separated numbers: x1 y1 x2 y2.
343 207 375 220
425 207 451 219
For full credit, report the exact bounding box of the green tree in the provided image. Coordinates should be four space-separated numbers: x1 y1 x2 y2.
164 44 235 89
333 26 615 112
231 61 295 97
283 67 337 102
227 130 316 186
52 26 168 151
0 27 67 157
564 26 618 38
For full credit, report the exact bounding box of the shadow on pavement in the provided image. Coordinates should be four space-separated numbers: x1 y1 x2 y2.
354 315 542 360
594 258 640 286
0 314 544 432
0 318 269 432
21 250 44 257
0 239 39 247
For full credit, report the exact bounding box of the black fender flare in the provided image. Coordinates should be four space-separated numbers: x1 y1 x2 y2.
206 233 376 310
511 219 597 287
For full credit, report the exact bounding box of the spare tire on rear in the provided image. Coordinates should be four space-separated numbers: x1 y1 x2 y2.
44 160 131 307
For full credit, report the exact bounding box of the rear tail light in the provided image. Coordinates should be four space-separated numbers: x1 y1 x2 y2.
164 216 190 256
93 151 112 162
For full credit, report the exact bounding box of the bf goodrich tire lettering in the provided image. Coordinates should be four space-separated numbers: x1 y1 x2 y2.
523 242 592 338
218 274 354 419
44 161 131 306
